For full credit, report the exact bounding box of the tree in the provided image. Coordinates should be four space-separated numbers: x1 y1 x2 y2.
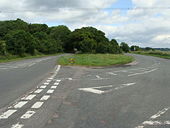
108 39 122 54
5 30 36 56
120 42 130 53
0 19 28 39
33 32 63 54
67 27 109 53
49 25 71 51
0 40 7 55
28 24 48 34
130 45 140 51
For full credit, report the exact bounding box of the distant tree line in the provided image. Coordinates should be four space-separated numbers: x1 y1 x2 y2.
0 19 131 57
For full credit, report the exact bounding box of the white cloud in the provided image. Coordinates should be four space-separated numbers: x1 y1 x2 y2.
0 0 170 48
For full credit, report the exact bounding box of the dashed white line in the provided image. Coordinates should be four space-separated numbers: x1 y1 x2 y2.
21 111 35 119
46 80 51 83
0 110 17 119
31 102 44 109
22 94 36 100
39 85 47 89
48 78 53 80
56 79 61 82
11 122 24 128
40 95 50 101
128 68 158 76
51 86 57 89
54 82 59 85
14 101 28 108
44 82 49 85
143 120 170 126
34 89 43 94
79 88 105 94
47 89 54 94
150 107 170 119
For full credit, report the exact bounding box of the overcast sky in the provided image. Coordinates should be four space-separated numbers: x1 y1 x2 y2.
0 0 170 48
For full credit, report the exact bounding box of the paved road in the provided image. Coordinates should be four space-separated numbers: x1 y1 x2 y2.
0 54 170 128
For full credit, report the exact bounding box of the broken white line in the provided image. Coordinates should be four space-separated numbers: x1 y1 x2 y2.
47 89 54 94
0 110 17 119
11 122 24 128
40 95 50 101
34 89 43 94
21 111 35 119
14 101 28 108
22 94 36 100
31 102 44 109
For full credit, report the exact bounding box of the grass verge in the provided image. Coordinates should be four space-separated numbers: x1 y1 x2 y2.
132 51 170 59
0 53 61 63
58 54 134 67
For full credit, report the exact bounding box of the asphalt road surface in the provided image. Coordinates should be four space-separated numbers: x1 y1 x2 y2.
0 54 170 128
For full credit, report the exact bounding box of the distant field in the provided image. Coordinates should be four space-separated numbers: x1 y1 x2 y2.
58 54 134 67
133 51 170 59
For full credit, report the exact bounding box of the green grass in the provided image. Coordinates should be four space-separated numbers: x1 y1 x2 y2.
0 53 61 63
58 54 134 67
133 51 170 59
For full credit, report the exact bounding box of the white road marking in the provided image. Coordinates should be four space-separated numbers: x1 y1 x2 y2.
143 120 170 126
11 122 24 128
91 85 113 89
0 110 17 119
107 72 117 75
56 80 61 82
31 102 44 109
40 95 50 101
96 75 102 79
135 107 170 128
150 107 170 119
54 83 59 85
51 86 57 89
48 78 53 80
114 83 136 90
47 89 54 94
46 80 51 82
40 85 47 89
128 68 158 76
79 83 136 94
68 78 73 80
34 89 43 93
21 111 35 119
79 88 105 94
14 101 28 108
44 82 49 85
22 94 36 100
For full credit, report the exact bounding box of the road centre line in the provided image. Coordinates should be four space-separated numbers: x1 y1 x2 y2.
34 89 43 93
150 107 170 119
51 86 57 89
135 107 170 128
21 94 36 100
44 82 49 85
128 68 158 76
79 83 136 94
56 79 61 82
79 88 105 94
0 110 17 119
11 122 24 128
46 80 51 83
47 89 54 94
21 111 35 119
54 82 59 85
40 95 50 101
31 102 44 109
39 85 47 89
14 101 28 108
